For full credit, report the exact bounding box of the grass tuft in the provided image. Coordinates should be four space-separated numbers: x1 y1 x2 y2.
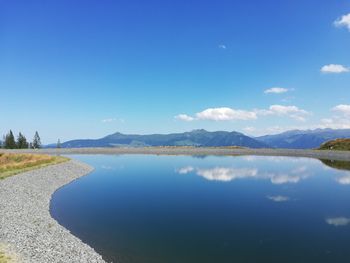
0 153 69 180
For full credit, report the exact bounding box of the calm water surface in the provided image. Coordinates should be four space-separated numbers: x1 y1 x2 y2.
51 155 350 263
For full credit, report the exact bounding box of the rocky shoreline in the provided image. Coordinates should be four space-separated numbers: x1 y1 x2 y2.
0 160 106 263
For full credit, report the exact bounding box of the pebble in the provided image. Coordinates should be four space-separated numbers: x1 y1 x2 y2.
0 160 106 263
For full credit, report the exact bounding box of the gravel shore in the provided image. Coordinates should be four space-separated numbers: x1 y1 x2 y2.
0 160 106 263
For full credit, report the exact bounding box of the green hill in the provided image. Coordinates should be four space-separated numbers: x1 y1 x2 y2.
319 138 350 151
59 129 268 149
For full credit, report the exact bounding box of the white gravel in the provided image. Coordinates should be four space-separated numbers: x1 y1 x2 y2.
0 160 106 263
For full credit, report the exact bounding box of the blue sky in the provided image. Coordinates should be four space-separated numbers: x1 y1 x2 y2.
1 0 350 143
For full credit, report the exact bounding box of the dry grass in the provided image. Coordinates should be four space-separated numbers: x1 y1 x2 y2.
0 251 10 263
319 138 350 151
0 248 14 263
0 249 19 263
0 253 9 263
0 153 69 180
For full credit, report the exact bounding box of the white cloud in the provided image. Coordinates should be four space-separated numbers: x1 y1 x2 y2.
269 105 308 116
321 64 349 73
326 217 350 227
218 44 227 49
243 127 256 133
332 104 350 116
102 118 116 123
264 87 288 94
267 195 290 202
196 107 257 121
322 118 350 129
318 104 350 129
192 103 350 136
320 118 350 129
256 105 310 122
175 114 195 122
334 13 350 31
101 118 125 123
176 107 257 122
176 105 310 123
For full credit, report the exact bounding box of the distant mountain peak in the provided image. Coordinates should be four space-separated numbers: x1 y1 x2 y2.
256 128 350 149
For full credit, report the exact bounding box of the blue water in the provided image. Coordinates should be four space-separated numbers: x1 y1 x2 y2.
51 155 350 263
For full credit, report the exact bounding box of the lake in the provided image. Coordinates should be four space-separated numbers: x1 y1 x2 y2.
50 155 350 263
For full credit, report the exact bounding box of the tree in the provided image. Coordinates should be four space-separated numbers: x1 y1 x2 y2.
17 132 29 149
2 135 7 148
4 130 16 149
32 131 41 149
57 139 61 148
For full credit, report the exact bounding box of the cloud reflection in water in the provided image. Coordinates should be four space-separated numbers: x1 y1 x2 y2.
326 217 350 227
177 164 312 185
335 173 350 185
196 167 258 182
266 195 290 202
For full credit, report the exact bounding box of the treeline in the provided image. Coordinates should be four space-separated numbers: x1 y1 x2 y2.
0 130 42 149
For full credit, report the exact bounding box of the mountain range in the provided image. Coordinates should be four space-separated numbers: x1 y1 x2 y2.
56 128 350 149
59 129 268 148
256 129 350 149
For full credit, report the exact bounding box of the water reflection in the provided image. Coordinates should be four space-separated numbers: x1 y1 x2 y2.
243 155 311 163
335 174 350 185
177 166 195 174
325 217 350 227
196 167 258 182
320 160 350 185
266 195 290 202
321 159 350 171
51 155 350 263
270 173 301 184
177 163 312 184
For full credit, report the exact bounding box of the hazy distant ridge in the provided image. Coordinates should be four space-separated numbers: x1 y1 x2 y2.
56 128 350 149
255 129 350 149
